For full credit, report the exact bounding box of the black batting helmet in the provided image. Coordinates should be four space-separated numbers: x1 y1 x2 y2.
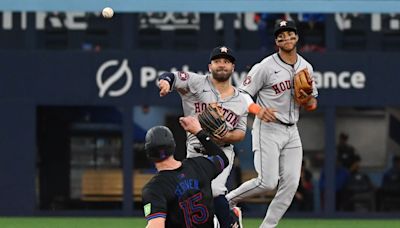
145 126 176 162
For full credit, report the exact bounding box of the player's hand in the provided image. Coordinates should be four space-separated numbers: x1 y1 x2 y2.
211 132 228 144
299 89 313 101
159 79 170 97
179 116 202 135
257 107 277 122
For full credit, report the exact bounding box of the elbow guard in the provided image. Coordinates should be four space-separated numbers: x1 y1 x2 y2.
159 72 175 89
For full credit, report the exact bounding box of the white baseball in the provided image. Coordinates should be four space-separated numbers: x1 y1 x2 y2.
102 7 114 18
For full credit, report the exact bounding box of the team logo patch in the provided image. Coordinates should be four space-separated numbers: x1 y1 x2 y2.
144 203 151 216
243 75 252 86
178 71 189 81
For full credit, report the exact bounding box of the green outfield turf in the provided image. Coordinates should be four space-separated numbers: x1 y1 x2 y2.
0 217 399 228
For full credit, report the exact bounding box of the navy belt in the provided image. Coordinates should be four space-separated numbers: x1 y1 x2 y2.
277 119 294 127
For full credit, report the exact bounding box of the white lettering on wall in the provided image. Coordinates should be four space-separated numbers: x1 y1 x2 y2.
314 71 366 89
139 65 248 88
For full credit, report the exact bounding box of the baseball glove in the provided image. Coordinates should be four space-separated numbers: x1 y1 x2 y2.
294 68 313 105
198 103 228 139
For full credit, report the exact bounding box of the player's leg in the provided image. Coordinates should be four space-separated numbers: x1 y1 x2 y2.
226 121 281 206
211 148 235 228
261 127 303 228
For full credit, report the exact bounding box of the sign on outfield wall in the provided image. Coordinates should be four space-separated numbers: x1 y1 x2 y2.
0 51 398 106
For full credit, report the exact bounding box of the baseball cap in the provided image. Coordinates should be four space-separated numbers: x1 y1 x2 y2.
273 20 297 38
209 46 236 63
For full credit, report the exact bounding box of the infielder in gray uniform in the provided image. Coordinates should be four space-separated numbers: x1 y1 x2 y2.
158 46 249 228
226 20 319 228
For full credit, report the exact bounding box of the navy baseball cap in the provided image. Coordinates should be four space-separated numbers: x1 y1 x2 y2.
274 20 297 37
209 46 236 63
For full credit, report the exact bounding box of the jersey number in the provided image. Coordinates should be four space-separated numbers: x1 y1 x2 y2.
179 192 209 227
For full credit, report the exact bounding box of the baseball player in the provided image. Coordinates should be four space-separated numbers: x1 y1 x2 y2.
142 116 229 228
158 46 248 227
226 20 318 228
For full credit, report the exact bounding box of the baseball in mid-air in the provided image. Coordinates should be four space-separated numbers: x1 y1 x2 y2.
102 7 114 19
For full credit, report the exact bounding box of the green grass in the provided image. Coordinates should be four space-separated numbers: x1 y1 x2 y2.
0 217 399 228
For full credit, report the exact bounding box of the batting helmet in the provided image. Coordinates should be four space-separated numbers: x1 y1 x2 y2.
145 126 176 162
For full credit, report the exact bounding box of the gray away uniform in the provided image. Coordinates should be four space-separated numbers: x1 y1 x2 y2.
172 71 248 196
226 53 318 228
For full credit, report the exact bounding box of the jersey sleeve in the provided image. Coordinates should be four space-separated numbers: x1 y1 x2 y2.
172 71 206 95
239 62 268 97
235 111 248 132
234 94 249 132
193 156 226 180
142 184 168 221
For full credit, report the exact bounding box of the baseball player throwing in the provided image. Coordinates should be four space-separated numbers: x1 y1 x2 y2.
226 20 318 228
158 46 248 227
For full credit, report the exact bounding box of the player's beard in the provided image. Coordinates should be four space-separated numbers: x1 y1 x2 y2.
211 69 232 82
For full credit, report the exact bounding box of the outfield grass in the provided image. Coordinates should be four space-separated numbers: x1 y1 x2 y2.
0 217 399 228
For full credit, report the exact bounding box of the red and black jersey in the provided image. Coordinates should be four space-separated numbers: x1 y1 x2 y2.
142 155 226 228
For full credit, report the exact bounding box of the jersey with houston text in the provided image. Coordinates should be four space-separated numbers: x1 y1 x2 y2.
171 71 248 147
142 156 225 228
240 53 318 124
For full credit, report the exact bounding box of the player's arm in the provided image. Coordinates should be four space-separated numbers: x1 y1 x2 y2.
217 129 245 144
158 72 175 97
179 116 229 167
142 186 167 228
146 218 165 228
242 91 277 122
303 66 318 111
304 96 317 111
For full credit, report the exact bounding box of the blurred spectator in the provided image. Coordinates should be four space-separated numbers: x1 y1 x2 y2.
319 157 350 210
377 155 400 211
337 132 358 170
382 155 400 187
302 13 325 30
254 13 284 51
291 160 314 211
298 13 326 52
341 155 375 211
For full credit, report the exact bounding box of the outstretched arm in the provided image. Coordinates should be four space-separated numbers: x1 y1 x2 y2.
179 116 229 167
158 72 175 97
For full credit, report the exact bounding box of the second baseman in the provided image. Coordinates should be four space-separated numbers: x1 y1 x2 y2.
158 46 248 228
